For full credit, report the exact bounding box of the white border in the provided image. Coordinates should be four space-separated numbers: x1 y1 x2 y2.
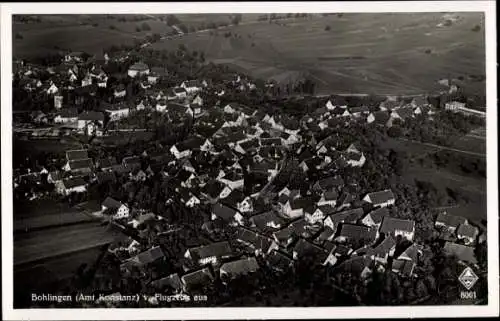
1 2 498 320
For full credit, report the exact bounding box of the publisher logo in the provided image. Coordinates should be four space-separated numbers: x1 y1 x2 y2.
458 267 478 290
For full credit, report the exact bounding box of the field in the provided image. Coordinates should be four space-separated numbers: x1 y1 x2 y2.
150 12 485 95
14 211 100 232
14 222 120 266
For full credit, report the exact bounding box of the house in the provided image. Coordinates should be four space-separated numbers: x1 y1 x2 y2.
55 177 87 195
98 157 118 171
456 224 479 245
184 241 234 266
122 156 141 170
398 243 422 262
101 197 129 219
130 169 147 182
282 198 314 219
64 51 87 63
105 102 130 121
173 87 188 98
81 73 92 87
181 268 214 293
324 208 365 231
367 110 391 126
379 217 415 241
443 242 477 264
211 203 244 226
217 171 244 190
236 227 279 256
435 212 467 232
313 176 344 192
66 149 88 162
179 188 201 208
54 95 63 109
335 224 378 247
54 108 78 124
363 189 396 208
349 106 370 117
47 171 64 184
150 273 182 293
96 171 116 184
120 246 165 272
220 189 251 213
292 238 329 264
335 256 373 279
249 211 286 232
392 259 416 277
361 207 389 227
220 257 260 280
200 180 232 202
365 236 396 264
113 84 127 98
317 190 338 207
78 111 104 129
267 250 294 272
314 226 337 245
63 158 94 174
128 62 150 78
181 80 202 94
306 205 336 224
170 136 206 159
343 151 366 167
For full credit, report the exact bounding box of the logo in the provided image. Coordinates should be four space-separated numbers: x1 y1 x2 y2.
458 267 479 290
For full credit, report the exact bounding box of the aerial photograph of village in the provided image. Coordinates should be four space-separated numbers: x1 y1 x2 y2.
11 12 488 308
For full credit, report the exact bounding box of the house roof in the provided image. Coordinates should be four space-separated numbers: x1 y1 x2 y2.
212 203 239 221
66 149 88 161
398 243 421 261
220 257 259 277
128 246 164 265
365 189 395 205
236 227 275 252
328 208 365 225
129 62 149 71
176 136 205 152
202 180 227 199
267 250 294 271
181 267 214 289
102 196 123 209
380 100 402 111
372 111 390 124
368 235 396 257
436 213 467 228
99 156 117 168
188 241 233 262
289 197 315 210
364 207 389 225
443 242 477 264
393 106 414 120
392 259 416 276
220 190 246 209
338 224 376 243
316 204 336 216
316 227 336 243
150 273 182 291
96 171 116 183
349 106 370 114
183 80 202 88
122 156 141 167
78 111 104 121
336 256 373 275
457 224 479 239
260 138 282 146
62 177 86 189
173 87 187 94
293 238 328 259
60 108 79 118
380 217 415 235
239 138 260 150
315 176 344 190
322 190 338 201
249 211 286 231
68 158 93 170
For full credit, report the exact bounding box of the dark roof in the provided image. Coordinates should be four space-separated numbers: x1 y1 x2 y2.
78 111 104 121
393 107 414 120
349 106 370 114
220 190 246 209
212 203 239 221
60 108 78 118
102 196 123 209
267 250 294 271
289 197 315 210
173 87 187 94
236 227 275 252
392 259 416 276
181 267 214 289
372 111 390 124
365 207 389 224
456 224 479 238
96 171 116 183
260 138 282 146
68 158 93 170
129 62 149 71
66 149 88 161
122 156 141 167
336 256 373 275
128 246 164 265
150 273 182 291
368 236 396 257
249 211 286 231
443 242 477 264
183 80 202 88
379 217 415 235
220 257 259 277
99 156 118 168
62 177 86 189
293 238 328 259
239 138 260 151
364 189 395 205
202 180 226 199
398 243 421 261
338 224 376 243
436 213 467 228
328 208 365 225
176 136 205 152
188 241 233 262
316 204 336 216
315 176 344 190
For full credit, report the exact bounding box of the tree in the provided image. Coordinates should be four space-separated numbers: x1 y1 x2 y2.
232 14 242 25
325 25 331 31
141 22 151 31
166 14 180 26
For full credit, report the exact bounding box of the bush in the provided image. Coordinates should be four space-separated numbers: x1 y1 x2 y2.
472 24 481 32
135 26 141 32
92 23 99 27
424 49 432 54
109 25 116 30
325 25 331 31
251 42 255 47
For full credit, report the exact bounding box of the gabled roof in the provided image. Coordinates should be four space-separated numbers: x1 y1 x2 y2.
336 256 373 275
127 246 164 266
181 267 214 289
398 243 421 261
364 189 395 205
392 259 416 277
150 273 182 291
79 111 104 121
236 227 275 252
338 224 377 243
249 211 286 231
293 238 328 259
183 80 202 88
62 177 86 189
176 136 205 152
456 224 479 239
68 158 93 170
327 208 365 225
436 212 467 228
60 108 79 118
239 138 260 151
212 203 239 221
443 242 477 264
315 176 344 190
220 257 259 277
289 197 315 210
129 62 149 71
96 171 116 183
98 156 117 168
102 196 123 209
122 156 141 167
349 106 370 114
220 189 246 209
364 207 389 225
188 241 233 262
322 190 338 201
202 180 227 199
368 235 396 257
372 110 390 124
66 149 88 161
379 217 415 235
267 250 294 271
393 106 414 119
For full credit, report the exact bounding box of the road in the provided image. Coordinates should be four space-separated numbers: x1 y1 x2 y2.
397 138 486 158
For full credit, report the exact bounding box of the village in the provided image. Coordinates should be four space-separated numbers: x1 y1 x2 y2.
12 50 487 306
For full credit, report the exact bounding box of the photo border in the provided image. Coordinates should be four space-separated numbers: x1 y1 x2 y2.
1 1 498 319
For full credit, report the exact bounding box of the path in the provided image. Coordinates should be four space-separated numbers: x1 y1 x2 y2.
397 138 486 158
